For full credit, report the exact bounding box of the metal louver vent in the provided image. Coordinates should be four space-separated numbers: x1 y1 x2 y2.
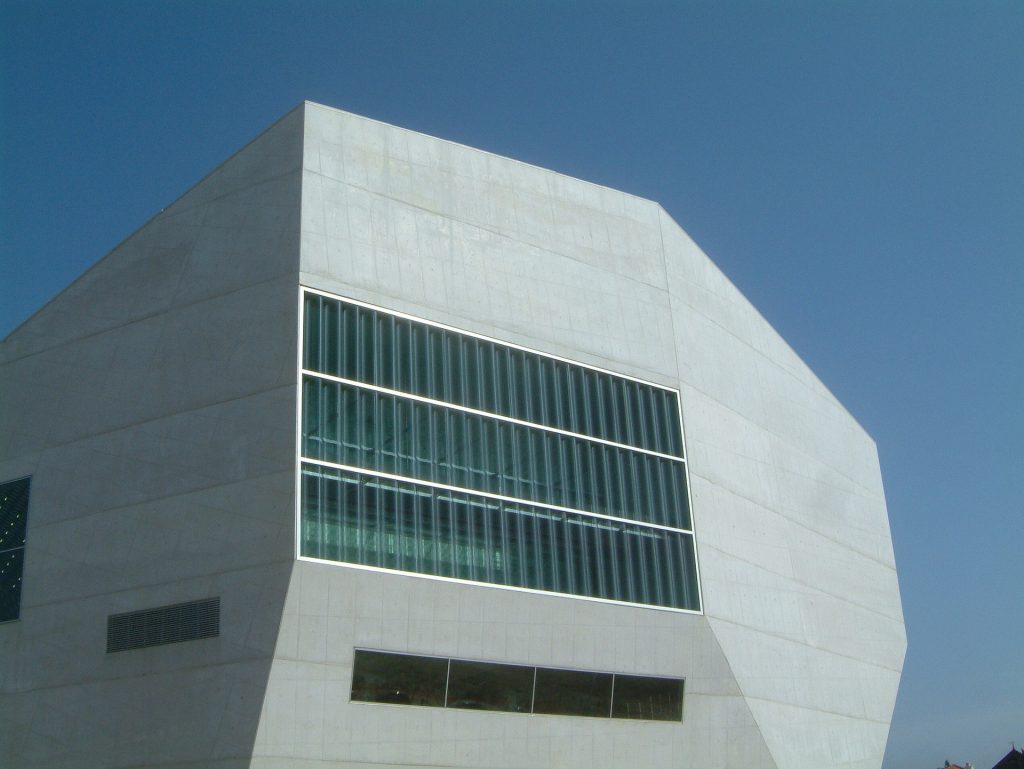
107 597 220 653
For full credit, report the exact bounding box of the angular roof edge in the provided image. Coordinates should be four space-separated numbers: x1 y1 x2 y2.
302 100 665 208
2 102 307 345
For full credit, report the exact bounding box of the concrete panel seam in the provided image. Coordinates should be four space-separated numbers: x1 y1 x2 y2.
699 543 901 623
736 695 897 725
696 493 899 573
705 616 903 674
166 168 303 222
12 383 297 463
1 272 302 366
20 556 295 614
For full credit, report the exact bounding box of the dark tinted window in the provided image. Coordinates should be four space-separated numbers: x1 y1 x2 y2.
351 649 448 707
446 659 534 713
349 649 683 722
532 667 613 718
0 549 25 622
611 674 684 721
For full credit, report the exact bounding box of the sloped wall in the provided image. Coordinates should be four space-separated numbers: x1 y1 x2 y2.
659 211 905 769
0 107 305 768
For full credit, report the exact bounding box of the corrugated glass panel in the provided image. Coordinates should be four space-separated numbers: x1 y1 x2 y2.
301 290 700 613
300 465 699 611
303 294 684 456
302 377 689 529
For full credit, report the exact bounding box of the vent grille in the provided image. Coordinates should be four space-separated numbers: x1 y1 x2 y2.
107 597 220 653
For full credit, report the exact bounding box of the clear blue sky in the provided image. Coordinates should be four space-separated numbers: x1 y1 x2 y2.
2 2 1021 767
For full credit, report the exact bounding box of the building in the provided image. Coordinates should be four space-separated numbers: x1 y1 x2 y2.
992 747 1024 769
0 102 906 769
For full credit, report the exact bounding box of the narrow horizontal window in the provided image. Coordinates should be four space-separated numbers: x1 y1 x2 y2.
351 649 684 722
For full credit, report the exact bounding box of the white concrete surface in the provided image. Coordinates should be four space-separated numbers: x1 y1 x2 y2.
0 106 304 768
0 101 904 769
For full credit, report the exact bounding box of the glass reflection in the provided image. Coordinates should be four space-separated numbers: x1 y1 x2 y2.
533 667 613 718
446 660 534 712
350 649 448 707
350 650 684 722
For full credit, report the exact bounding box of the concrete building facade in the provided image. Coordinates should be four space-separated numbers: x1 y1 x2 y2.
0 102 906 769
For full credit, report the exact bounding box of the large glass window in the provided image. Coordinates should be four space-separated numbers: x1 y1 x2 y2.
302 377 690 528
0 477 30 623
301 466 699 609
303 293 683 455
299 289 701 612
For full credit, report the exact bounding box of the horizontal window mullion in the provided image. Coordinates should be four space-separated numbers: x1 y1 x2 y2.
302 369 684 464
302 375 690 528
301 458 693 536
300 290 684 456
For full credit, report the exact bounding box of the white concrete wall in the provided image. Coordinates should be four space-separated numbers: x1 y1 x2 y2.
0 101 904 769
251 563 773 769
0 107 305 768
248 102 905 769
659 211 905 769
